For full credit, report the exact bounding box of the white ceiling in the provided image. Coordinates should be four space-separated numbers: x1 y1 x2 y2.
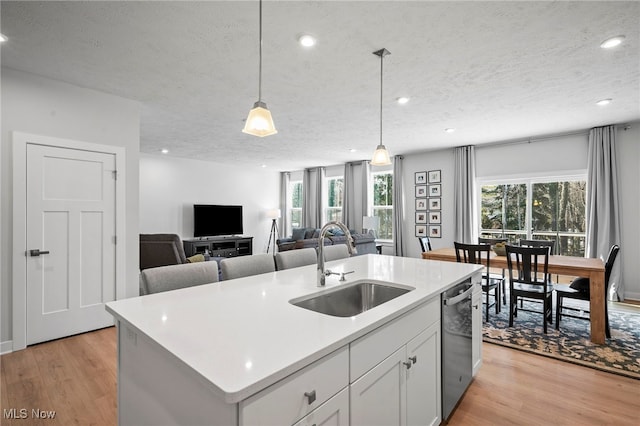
2 1 639 171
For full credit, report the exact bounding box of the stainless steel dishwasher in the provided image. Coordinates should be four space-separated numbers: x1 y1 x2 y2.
441 278 474 420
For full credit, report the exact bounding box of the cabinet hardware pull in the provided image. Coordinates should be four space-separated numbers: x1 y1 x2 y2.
409 356 417 364
473 304 479 310
403 361 412 369
304 390 316 405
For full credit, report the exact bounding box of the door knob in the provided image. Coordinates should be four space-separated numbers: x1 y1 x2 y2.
29 249 50 257
409 356 417 365
403 361 412 369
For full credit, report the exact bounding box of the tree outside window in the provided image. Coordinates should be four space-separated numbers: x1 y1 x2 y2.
325 177 343 223
372 172 393 240
479 177 586 256
289 181 302 235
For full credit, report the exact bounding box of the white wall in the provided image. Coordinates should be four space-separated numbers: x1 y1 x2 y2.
400 125 639 300
1 68 140 346
139 154 280 254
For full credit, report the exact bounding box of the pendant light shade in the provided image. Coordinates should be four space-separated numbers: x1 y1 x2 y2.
243 0 277 137
371 48 391 166
372 144 391 165
243 101 277 137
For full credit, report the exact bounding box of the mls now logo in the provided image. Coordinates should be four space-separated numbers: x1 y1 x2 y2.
4 408 56 419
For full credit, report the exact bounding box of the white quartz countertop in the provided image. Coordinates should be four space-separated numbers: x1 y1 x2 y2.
106 254 481 403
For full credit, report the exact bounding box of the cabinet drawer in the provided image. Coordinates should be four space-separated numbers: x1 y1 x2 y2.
240 346 349 426
350 297 440 382
293 387 349 426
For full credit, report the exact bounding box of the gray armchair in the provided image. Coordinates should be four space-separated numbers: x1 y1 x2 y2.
140 233 187 270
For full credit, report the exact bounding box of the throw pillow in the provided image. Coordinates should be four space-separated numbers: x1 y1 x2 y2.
292 228 306 241
569 277 590 293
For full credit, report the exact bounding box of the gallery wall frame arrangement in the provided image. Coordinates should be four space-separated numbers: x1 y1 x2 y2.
415 169 442 238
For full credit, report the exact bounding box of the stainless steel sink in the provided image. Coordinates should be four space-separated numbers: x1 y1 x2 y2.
290 281 413 317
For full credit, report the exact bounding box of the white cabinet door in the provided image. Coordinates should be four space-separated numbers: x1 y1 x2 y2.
406 321 441 426
472 284 483 376
350 347 406 426
293 387 349 426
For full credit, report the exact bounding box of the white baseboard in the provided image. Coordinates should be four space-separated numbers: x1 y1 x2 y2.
1 340 13 355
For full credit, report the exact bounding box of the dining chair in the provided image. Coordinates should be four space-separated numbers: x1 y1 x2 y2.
506 244 554 333
140 261 219 295
454 242 502 321
478 237 508 305
518 239 556 307
275 248 317 270
220 253 276 280
418 236 432 252
555 244 619 337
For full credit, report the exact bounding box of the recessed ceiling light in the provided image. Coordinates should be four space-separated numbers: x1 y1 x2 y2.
349 148 357 153
161 148 169 154
596 98 612 106
261 164 267 168
298 34 316 47
600 35 625 49
445 128 456 133
397 97 410 105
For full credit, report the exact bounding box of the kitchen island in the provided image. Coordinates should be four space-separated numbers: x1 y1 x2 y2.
106 254 482 425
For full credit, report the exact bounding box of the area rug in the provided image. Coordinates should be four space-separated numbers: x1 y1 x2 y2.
482 299 640 380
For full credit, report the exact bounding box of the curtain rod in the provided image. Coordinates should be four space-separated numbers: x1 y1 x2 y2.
477 122 632 150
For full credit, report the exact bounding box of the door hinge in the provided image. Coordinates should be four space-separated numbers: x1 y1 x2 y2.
112 235 117 245
112 170 118 180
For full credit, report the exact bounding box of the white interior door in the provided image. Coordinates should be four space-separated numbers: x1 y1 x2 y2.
26 143 116 345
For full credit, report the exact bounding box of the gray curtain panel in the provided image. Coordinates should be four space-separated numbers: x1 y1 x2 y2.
280 172 290 237
342 160 371 232
303 167 325 228
454 145 478 244
586 125 622 300
393 156 405 256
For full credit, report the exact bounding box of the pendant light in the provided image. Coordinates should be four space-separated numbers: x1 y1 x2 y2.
243 0 277 137
371 48 391 166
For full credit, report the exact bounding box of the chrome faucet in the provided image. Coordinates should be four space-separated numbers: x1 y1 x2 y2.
317 221 357 287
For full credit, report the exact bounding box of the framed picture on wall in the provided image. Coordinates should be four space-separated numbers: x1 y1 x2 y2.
428 197 441 210
429 211 441 224
428 170 441 183
415 211 427 224
415 198 427 211
429 225 442 238
415 225 427 237
429 184 441 197
415 185 427 198
415 171 427 184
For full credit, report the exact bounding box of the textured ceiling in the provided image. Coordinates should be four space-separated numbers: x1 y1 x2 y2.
2 1 639 171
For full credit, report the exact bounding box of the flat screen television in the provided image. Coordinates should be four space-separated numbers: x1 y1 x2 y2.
193 204 243 237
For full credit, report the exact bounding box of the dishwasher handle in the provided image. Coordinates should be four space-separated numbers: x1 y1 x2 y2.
442 285 474 306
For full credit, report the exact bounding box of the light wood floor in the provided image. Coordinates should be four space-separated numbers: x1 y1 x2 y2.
2 326 639 425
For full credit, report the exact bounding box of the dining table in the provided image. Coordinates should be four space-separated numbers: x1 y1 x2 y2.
422 247 607 344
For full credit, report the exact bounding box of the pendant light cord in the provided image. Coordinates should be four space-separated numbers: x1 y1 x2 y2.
258 0 263 102
379 52 383 146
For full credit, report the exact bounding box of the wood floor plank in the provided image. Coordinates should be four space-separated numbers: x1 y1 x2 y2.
2 326 639 425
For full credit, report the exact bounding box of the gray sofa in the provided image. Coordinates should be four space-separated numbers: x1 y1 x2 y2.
277 227 377 255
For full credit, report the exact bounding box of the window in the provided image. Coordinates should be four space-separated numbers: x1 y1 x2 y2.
479 175 586 256
372 171 393 240
325 176 343 223
289 180 302 235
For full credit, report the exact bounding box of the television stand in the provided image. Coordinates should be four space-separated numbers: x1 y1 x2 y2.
183 236 253 258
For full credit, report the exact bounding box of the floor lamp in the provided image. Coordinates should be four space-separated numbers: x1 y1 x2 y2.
266 209 281 254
